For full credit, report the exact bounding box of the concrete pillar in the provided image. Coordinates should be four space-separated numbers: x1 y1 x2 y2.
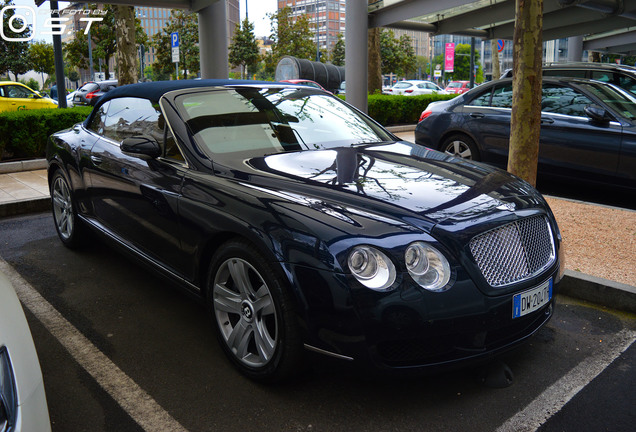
198 0 228 79
345 0 368 113
50 0 66 108
568 36 584 62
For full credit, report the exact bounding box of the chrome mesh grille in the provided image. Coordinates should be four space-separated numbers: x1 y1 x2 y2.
469 215 555 287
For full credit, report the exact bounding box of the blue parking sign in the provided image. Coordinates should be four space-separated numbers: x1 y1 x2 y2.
171 32 179 48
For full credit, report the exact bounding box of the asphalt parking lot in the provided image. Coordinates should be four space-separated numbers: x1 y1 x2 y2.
1 212 635 432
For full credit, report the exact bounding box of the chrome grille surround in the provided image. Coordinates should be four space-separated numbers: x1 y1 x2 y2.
469 215 556 287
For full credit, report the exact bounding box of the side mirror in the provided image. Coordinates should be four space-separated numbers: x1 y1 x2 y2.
121 136 161 160
584 104 611 124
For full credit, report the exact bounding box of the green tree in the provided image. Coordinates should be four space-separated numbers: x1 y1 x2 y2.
0 0 31 80
265 7 316 76
68 70 80 88
29 41 55 87
398 35 416 77
379 30 416 78
151 10 199 79
331 33 345 66
229 18 260 79
64 30 90 71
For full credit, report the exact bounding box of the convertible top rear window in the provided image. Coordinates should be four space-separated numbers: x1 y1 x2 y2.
173 87 393 159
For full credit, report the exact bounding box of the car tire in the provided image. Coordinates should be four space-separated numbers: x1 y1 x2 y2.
440 134 480 161
206 239 303 382
50 170 87 248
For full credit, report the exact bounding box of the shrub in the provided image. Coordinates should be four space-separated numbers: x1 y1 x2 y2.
339 93 457 125
0 107 92 161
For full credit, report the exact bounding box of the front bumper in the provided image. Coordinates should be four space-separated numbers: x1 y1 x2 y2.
289 262 560 373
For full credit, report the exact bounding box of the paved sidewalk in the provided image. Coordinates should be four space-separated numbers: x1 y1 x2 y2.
0 169 50 217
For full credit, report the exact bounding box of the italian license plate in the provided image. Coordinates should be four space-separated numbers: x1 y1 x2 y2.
512 278 552 319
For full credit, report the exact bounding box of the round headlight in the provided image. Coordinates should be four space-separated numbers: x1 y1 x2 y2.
348 246 396 291
405 242 451 292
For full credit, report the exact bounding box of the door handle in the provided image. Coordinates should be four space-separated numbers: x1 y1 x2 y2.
90 155 103 165
469 113 485 119
540 117 554 124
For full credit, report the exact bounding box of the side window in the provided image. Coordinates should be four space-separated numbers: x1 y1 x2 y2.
590 71 612 83
544 69 586 78
102 97 185 162
469 89 492 106
87 101 110 134
541 84 591 117
5 85 33 98
491 84 514 108
102 97 163 142
617 74 636 95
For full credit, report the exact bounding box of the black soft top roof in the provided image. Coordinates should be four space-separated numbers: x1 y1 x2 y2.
84 79 279 126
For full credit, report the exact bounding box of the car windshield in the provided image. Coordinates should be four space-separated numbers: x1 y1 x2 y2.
579 82 636 119
172 87 394 159
447 82 463 88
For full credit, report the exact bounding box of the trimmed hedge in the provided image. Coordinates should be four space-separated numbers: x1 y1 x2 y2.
339 93 458 126
0 107 92 161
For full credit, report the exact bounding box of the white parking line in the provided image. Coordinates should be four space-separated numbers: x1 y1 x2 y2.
0 258 188 432
497 328 636 432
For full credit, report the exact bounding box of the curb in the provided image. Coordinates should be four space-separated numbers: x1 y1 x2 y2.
0 197 51 219
0 159 47 174
386 125 416 133
559 270 636 314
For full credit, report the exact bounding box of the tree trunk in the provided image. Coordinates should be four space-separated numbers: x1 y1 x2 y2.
368 27 382 94
114 6 138 85
507 0 543 187
491 39 501 79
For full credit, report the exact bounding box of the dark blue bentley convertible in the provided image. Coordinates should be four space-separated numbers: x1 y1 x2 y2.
47 80 564 381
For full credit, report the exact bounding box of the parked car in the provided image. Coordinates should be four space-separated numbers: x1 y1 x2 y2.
384 80 447 95
0 271 51 431
336 80 346 95
415 77 636 189
73 80 118 106
279 79 327 92
445 80 474 94
501 62 636 95
0 82 57 112
66 91 76 107
47 79 563 382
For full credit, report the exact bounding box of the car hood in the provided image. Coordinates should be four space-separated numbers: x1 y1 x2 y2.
233 141 540 231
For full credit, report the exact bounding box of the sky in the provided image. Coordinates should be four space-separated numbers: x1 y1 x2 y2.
7 1 278 42
243 0 278 37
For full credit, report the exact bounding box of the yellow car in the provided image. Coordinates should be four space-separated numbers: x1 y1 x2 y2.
0 82 57 112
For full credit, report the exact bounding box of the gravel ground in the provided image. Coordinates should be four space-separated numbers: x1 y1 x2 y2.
546 196 636 287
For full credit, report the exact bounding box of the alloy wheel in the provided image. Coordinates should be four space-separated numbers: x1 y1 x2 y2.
213 258 278 368
52 176 74 240
444 140 473 159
